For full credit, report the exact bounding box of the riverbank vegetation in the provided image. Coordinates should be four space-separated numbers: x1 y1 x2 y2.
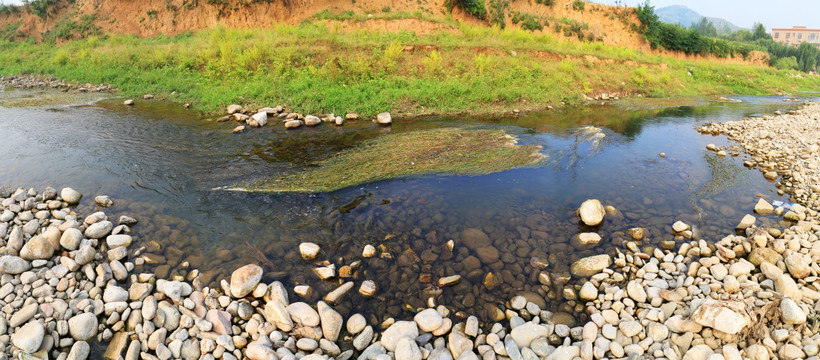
636 2 820 73
245 128 545 192
1 21 819 117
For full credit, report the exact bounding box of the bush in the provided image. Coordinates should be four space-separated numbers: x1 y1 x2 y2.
572 0 585 11
42 14 101 42
29 0 57 20
774 56 799 70
511 12 543 31
445 0 487 20
488 0 509 28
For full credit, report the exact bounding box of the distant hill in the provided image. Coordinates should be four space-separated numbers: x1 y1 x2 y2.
655 5 744 35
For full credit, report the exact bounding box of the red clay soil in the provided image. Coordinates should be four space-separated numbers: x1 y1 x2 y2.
0 0 766 66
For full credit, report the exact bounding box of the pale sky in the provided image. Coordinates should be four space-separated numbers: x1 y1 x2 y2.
592 0 819 30
1 0 816 31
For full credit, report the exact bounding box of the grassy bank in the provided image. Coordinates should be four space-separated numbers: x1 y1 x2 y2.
1 22 819 117
245 128 545 192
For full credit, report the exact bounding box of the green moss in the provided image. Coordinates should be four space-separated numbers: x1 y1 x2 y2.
245 128 545 192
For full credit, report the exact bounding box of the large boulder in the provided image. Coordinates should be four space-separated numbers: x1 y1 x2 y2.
577 199 605 226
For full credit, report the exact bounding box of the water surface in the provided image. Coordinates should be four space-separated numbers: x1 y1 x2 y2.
0 88 812 325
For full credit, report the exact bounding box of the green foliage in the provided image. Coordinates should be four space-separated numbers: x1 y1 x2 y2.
752 23 769 41
511 12 544 31
1 24 819 118
445 0 487 20
29 0 58 20
691 18 716 37
0 4 21 16
774 56 799 70
42 14 100 42
535 0 553 5
0 21 22 42
422 50 443 73
557 17 588 40
635 2 762 59
571 0 585 11
754 36 819 72
146 9 158 19
795 42 818 72
488 0 509 28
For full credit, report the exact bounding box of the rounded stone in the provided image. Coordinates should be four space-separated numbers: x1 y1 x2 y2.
230 264 263 298
11 320 45 353
61 188 82 204
68 313 99 341
578 199 605 226
413 308 443 333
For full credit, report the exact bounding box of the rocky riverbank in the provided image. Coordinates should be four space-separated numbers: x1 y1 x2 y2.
699 102 820 211
0 75 112 93
1 101 819 360
2 179 820 360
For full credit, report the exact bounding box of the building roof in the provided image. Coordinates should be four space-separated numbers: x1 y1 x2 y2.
772 26 820 32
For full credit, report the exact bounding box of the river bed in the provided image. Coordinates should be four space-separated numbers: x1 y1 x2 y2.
0 87 813 325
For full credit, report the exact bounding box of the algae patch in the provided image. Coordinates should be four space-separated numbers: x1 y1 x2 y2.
246 128 546 192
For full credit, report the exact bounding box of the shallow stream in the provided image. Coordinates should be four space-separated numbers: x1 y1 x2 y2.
0 88 814 327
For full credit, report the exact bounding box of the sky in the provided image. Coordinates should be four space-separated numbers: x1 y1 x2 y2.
592 0 820 30
0 0 817 31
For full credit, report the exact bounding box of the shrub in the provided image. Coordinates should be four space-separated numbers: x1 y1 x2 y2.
488 0 509 28
445 0 487 20
422 50 443 73
774 56 799 70
29 0 57 20
511 12 543 31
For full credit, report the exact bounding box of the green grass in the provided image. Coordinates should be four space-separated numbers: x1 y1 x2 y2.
0 22 818 117
245 128 545 192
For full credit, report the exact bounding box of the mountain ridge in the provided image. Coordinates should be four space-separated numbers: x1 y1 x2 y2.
655 5 744 34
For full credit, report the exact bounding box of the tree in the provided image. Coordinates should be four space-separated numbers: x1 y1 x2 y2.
692 18 717 37
752 23 770 41
796 42 818 72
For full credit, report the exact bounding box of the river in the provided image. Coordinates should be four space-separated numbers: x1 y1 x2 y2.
0 87 812 327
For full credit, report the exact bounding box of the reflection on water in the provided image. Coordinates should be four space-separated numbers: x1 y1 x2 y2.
0 88 814 325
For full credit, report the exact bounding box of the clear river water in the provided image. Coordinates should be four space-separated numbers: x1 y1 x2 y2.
0 87 814 329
